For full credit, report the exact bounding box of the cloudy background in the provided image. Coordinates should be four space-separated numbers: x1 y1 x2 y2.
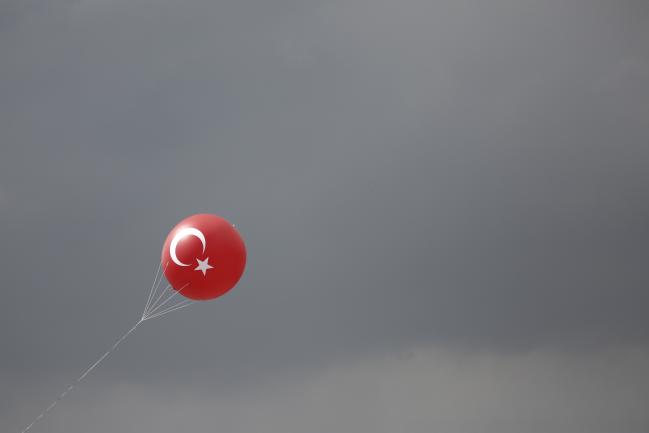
1 0 648 431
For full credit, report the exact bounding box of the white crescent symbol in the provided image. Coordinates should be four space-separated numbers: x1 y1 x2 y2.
169 227 207 267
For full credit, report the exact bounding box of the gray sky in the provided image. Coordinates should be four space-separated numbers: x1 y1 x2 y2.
1 0 649 432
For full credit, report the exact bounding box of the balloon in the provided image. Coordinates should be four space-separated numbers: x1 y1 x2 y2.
161 214 246 300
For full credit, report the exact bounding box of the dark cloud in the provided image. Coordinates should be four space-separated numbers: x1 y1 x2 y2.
1 0 648 431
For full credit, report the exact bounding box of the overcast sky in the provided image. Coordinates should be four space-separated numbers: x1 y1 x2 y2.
1 0 649 432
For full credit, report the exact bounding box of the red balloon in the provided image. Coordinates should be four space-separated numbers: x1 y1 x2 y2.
161 214 246 300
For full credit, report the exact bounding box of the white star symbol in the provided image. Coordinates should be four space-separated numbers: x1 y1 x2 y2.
194 257 213 276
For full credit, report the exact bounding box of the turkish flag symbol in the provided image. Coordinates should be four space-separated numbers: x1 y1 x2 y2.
161 214 246 300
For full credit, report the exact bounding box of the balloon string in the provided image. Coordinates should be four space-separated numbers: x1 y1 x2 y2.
142 261 164 318
145 284 173 318
19 261 162 433
145 299 192 319
144 300 194 321
142 262 169 318
18 263 195 433
144 283 189 319
19 320 143 433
